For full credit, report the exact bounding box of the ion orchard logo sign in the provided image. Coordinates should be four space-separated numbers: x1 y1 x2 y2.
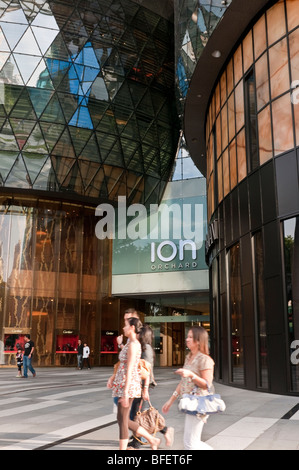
95 196 205 271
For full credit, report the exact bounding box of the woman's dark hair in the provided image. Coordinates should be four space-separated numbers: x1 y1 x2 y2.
139 325 154 353
127 316 142 334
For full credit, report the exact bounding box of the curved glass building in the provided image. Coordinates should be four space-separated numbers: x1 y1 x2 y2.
0 0 178 204
185 0 299 395
0 0 179 367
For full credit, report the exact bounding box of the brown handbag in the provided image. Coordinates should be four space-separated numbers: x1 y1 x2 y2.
133 399 165 436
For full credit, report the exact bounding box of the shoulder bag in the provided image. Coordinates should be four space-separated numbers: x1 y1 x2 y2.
178 381 226 417
134 399 165 436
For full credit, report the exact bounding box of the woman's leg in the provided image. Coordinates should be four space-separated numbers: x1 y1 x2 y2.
117 398 133 450
129 419 160 450
183 414 213 450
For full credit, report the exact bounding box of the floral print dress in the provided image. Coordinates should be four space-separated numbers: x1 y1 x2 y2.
112 339 142 398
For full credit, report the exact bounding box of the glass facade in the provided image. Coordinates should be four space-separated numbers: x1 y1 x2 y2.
0 0 179 205
0 196 110 366
284 217 299 392
198 0 299 395
0 0 183 367
206 0 299 219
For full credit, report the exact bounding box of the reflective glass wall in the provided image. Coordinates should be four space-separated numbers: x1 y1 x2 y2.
0 0 179 205
0 197 109 367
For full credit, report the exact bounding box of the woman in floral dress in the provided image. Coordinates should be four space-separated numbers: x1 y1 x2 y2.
112 316 160 450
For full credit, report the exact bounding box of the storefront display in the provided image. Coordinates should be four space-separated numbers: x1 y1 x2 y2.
101 330 118 354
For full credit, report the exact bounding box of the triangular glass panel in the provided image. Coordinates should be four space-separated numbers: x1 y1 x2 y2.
57 91 77 122
44 33 70 61
0 119 19 150
75 42 99 69
95 131 117 162
69 106 93 130
126 148 144 173
20 0 49 25
68 126 92 156
78 159 101 189
0 52 9 72
102 139 123 167
14 27 41 55
88 95 109 128
28 88 53 118
143 9 160 32
104 165 124 196
5 153 31 188
22 152 48 183
51 128 75 158
22 122 48 154
0 22 27 50
78 134 101 163
96 108 119 136
119 113 139 140
84 166 107 199
27 59 54 89
1 6 28 25
50 155 75 186
31 26 59 55
57 63 79 94
10 118 36 149
9 87 36 119
60 160 84 194
46 58 71 88
107 170 127 200
31 11 59 30
40 93 66 124
0 150 18 180
0 28 10 51
14 53 41 84
0 55 23 85
120 137 140 167
32 156 56 190
89 76 108 101
1 83 22 114
39 122 64 152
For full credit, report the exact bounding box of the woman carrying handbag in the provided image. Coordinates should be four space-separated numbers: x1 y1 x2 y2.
162 326 214 450
112 317 160 450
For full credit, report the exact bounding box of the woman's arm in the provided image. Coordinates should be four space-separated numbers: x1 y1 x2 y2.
162 382 182 414
175 368 213 390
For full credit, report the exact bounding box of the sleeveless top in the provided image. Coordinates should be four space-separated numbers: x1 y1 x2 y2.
112 339 141 398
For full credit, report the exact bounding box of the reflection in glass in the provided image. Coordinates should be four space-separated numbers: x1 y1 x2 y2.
229 243 244 384
253 231 268 389
284 217 299 392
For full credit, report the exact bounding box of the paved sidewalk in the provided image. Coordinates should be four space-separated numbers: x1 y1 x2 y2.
0 366 298 450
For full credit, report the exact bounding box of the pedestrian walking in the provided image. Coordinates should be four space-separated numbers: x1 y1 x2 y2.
128 325 174 449
23 335 36 378
16 348 23 377
77 339 83 369
112 316 160 450
81 342 91 369
162 326 214 450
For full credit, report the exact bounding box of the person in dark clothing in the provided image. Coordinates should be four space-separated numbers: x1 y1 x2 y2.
77 339 84 369
23 335 36 378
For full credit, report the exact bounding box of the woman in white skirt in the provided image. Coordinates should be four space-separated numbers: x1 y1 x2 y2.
162 326 214 450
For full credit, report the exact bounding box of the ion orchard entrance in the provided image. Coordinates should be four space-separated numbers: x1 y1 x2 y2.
143 294 210 367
